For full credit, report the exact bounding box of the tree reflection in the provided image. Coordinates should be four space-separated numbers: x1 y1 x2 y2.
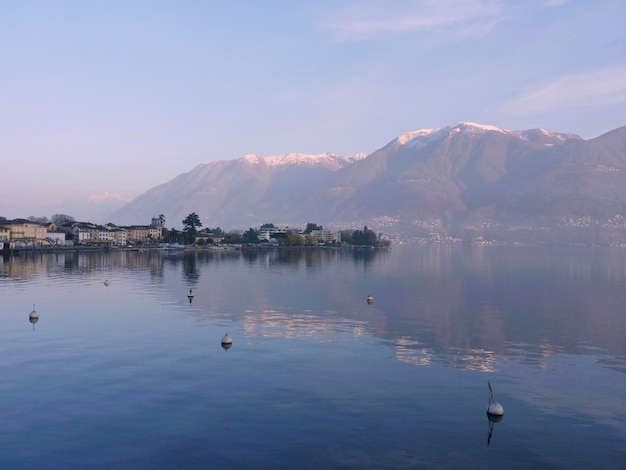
182 252 199 283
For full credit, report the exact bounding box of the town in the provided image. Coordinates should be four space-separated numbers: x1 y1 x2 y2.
0 213 389 252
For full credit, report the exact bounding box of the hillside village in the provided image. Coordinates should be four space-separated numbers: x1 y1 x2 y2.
0 215 383 251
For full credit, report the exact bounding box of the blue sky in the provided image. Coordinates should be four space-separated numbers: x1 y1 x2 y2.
1 0 625 219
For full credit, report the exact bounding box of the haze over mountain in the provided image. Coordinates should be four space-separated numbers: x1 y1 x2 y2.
110 122 626 244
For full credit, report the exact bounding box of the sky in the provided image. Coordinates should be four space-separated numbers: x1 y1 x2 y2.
1 0 625 220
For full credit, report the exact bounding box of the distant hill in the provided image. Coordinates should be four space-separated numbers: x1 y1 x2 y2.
109 123 626 244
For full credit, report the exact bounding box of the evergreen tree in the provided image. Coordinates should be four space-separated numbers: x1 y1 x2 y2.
242 228 260 243
303 222 323 234
182 213 202 244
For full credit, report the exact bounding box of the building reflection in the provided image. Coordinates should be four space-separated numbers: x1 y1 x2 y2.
241 309 368 343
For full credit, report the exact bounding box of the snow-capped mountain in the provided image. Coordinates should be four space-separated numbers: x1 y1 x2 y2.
110 123 626 244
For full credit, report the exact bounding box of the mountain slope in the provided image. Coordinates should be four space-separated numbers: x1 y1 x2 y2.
111 153 364 228
110 123 626 244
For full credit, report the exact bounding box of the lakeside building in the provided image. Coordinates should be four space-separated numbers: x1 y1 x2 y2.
1 217 344 249
47 229 67 246
109 227 128 246
0 219 50 249
311 229 341 244
73 221 162 246
0 219 48 243
256 226 341 245
71 223 96 245
0 218 163 249
259 227 287 242
195 229 225 244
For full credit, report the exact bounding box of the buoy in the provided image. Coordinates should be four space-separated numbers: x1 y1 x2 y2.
29 304 38 320
221 333 233 351
188 289 194 303
29 304 39 330
104 280 110 286
487 381 504 416
366 294 374 304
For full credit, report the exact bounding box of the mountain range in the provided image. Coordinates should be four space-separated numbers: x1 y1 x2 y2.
110 122 626 244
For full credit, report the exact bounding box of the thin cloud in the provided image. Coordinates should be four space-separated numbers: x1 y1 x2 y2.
501 64 626 116
320 0 505 39
543 0 570 7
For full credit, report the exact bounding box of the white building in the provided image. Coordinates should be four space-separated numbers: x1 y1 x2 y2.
46 230 67 246
311 230 341 244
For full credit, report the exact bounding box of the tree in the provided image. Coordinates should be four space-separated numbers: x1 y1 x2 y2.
344 226 379 246
182 213 202 244
182 213 202 231
363 226 377 246
303 222 323 234
288 234 304 246
204 226 224 236
28 216 49 223
165 228 182 244
242 228 260 243
51 214 75 224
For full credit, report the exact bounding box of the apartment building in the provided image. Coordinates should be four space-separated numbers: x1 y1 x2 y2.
0 219 48 243
311 229 341 244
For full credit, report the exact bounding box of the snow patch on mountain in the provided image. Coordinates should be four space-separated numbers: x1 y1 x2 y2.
243 154 266 165
397 129 438 145
518 128 583 145
87 191 133 203
394 122 510 149
455 122 506 133
243 152 364 170
393 122 579 149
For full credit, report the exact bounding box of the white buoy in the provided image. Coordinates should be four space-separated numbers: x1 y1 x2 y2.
487 381 504 416
221 333 233 351
29 304 38 321
29 304 39 330
104 280 110 286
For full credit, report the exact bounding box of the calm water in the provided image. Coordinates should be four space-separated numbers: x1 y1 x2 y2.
1 244 625 469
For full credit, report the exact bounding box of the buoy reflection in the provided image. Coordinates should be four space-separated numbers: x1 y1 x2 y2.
487 413 503 445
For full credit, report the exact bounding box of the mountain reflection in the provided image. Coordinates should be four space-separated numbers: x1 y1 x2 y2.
3 245 626 373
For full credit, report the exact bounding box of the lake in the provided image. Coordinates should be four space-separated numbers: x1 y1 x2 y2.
1 244 625 469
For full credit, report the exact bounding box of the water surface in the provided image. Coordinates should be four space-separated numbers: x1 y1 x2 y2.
1 245 625 468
